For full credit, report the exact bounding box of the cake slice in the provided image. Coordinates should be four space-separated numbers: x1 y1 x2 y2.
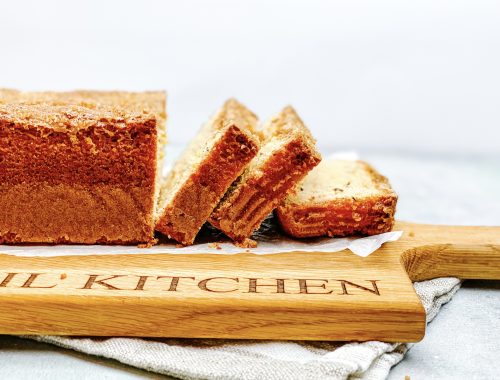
155 99 260 245
276 159 398 238
209 106 321 244
0 103 159 244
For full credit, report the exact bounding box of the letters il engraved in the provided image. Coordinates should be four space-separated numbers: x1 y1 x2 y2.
0 272 381 296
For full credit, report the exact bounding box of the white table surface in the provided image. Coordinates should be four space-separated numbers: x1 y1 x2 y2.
0 150 499 379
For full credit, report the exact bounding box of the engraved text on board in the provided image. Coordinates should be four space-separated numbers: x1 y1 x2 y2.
0 272 381 296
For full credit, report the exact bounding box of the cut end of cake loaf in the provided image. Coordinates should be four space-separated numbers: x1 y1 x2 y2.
155 98 260 245
0 103 159 244
0 89 167 244
209 106 322 242
0 89 168 232
276 159 398 238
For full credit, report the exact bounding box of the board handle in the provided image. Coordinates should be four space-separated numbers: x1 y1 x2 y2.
399 224 500 282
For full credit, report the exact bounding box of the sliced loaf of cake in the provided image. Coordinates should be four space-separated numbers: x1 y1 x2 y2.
209 106 321 244
155 99 259 245
276 159 397 238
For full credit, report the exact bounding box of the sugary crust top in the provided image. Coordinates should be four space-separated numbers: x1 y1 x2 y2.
0 89 166 127
0 103 155 132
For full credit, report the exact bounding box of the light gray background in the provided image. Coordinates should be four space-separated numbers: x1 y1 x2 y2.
0 0 499 154
0 1 499 379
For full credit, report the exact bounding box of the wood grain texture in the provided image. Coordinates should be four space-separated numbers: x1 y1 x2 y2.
0 221 498 342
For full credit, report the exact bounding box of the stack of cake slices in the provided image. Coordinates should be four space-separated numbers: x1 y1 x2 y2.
0 90 396 246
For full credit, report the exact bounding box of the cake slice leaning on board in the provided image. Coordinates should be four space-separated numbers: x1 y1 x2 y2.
276 159 398 238
209 106 321 245
154 99 260 246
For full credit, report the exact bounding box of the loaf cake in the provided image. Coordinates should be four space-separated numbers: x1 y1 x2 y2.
0 103 160 244
209 106 321 244
155 98 259 245
276 159 397 238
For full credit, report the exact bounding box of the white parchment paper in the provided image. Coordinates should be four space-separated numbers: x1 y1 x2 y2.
0 221 402 258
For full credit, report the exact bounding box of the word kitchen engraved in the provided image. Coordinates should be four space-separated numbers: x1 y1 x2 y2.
0 272 381 296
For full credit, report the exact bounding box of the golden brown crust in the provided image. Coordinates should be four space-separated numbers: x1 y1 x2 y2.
209 107 321 242
0 89 166 128
0 102 158 244
155 100 259 245
276 161 398 238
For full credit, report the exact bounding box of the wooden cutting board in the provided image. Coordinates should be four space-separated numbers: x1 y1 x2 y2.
0 221 498 342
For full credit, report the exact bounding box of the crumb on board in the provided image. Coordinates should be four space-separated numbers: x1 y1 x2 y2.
235 238 257 248
138 238 158 248
408 231 415 237
405 376 411 380
60 273 67 280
